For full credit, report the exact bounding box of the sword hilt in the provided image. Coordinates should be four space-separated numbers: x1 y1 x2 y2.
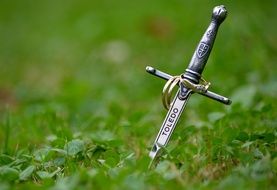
183 5 227 84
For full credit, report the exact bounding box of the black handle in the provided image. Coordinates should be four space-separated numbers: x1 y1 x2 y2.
183 5 227 83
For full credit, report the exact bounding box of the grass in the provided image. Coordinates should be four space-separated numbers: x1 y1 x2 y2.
0 0 277 189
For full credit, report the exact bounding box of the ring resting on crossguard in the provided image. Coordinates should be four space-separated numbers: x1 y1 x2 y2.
162 75 211 110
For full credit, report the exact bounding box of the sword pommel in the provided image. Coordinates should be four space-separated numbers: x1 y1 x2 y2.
183 5 227 83
212 5 227 24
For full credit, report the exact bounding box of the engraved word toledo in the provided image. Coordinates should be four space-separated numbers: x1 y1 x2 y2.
145 5 232 164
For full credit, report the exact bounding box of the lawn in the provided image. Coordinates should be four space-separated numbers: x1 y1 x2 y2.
0 0 276 189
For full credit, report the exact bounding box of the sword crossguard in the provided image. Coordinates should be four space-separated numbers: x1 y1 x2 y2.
146 66 232 107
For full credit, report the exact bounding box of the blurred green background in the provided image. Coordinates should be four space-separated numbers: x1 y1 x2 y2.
0 0 276 189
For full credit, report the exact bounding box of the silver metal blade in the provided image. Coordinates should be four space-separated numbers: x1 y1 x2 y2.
149 90 191 160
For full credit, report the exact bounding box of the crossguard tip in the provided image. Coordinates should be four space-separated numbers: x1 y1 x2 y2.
146 66 155 73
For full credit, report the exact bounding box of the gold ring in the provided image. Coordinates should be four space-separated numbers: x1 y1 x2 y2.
162 76 180 110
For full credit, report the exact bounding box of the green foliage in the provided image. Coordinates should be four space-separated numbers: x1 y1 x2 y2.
0 0 277 189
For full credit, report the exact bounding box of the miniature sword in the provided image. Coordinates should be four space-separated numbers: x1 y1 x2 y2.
147 5 231 162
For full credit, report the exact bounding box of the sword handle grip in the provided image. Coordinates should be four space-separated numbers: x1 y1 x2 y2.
183 5 227 83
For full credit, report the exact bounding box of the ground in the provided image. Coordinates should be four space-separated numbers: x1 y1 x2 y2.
0 0 276 189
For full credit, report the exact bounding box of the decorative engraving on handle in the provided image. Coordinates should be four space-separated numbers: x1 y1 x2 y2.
207 29 215 38
197 42 210 58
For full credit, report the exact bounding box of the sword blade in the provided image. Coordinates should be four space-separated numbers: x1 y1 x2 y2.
149 90 191 160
